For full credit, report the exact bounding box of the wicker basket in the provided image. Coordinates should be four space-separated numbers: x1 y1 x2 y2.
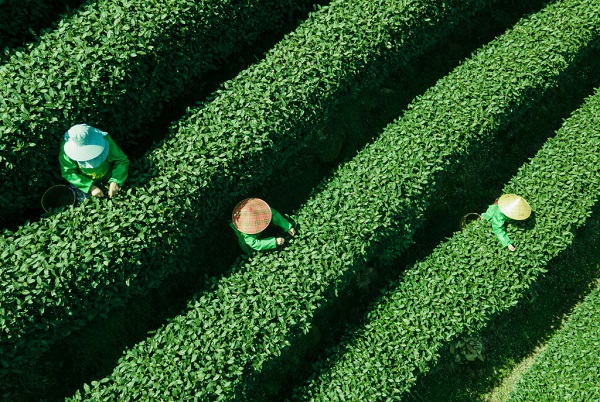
459 212 481 230
41 185 76 213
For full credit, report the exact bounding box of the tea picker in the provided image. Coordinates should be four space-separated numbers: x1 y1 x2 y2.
59 124 130 201
481 194 531 252
230 198 296 253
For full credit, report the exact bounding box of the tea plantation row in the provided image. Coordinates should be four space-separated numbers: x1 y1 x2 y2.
509 282 600 401
295 83 600 400
68 0 600 399
0 0 313 222
0 0 494 382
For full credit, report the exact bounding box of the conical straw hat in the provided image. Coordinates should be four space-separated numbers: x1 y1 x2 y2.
232 198 272 234
498 194 531 220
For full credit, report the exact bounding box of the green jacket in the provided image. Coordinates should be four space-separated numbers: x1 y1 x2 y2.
481 203 512 247
230 208 293 253
59 135 130 194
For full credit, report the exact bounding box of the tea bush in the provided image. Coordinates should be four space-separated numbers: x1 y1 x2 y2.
0 0 312 221
68 0 600 399
294 85 600 401
509 284 600 401
0 0 494 381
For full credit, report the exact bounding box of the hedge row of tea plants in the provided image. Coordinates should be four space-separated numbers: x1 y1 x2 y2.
0 0 494 380
294 85 600 401
68 0 600 399
508 284 600 401
0 0 312 221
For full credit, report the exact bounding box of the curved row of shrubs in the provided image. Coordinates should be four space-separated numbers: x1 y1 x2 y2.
508 283 600 401
0 0 493 381
294 85 600 400
67 0 600 399
0 0 313 222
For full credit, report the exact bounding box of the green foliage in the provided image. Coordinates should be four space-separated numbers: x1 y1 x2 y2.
66 0 600 400
508 284 600 401
0 0 495 385
294 90 600 399
0 0 310 221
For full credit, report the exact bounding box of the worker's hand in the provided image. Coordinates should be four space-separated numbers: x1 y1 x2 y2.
108 182 120 198
507 244 516 252
276 237 285 246
90 185 104 198
287 227 296 237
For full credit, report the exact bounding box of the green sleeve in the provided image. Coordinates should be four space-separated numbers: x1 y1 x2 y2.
59 145 94 193
270 208 293 231
230 223 278 252
491 215 512 247
241 233 278 251
106 136 129 186
230 209 292 252
482 204 512 247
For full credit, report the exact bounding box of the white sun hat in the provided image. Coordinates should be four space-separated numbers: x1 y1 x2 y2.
63 124 108 163
498 194 532 220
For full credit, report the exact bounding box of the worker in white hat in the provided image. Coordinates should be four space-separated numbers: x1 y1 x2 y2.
59 124 129 201
230 198 296 253
481 194 531 251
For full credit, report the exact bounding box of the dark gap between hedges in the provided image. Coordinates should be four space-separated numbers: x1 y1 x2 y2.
408 201 600 402
0 0 86 57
